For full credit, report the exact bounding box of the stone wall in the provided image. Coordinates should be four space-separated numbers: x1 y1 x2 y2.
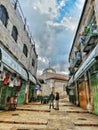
0 0 37 75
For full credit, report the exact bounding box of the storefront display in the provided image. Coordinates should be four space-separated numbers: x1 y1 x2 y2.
0 47 28 110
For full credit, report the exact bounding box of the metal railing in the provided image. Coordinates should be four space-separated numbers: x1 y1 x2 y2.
81 25 98 46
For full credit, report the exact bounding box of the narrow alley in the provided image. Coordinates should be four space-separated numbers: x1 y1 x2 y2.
0 98 98 130
1 0 98 129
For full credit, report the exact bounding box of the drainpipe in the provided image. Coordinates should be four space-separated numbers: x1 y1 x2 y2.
25 81 29 104
86 71 93 113
24 69 29 104
75 81 79 106
84 73 89 102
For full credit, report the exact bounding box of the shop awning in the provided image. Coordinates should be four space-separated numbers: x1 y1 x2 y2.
0 47 28 80
28 72 36 84
74 44 98 80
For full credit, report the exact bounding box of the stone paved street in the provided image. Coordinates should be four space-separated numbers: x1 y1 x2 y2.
0 98 98 130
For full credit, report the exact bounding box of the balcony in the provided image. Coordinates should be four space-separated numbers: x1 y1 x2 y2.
81 23 98 52
73 52 82 67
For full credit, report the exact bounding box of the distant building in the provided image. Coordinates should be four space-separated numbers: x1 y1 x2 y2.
38 68 68 98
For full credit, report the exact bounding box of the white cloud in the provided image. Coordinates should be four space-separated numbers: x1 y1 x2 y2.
53 63 69 76
31 0 58 19
38 56 49 64
75 0 85 10
19 0 85 76
47 16 75 31
37 70 42 76
61 17 75 31
57 0 66 9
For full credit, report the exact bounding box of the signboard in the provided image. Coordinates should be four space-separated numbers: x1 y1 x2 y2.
0 48 28 80
28 72 36 84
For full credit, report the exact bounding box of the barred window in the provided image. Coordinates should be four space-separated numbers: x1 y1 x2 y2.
32 59 35 67
0 5 9 27
11 25 18 42
23 44 28 57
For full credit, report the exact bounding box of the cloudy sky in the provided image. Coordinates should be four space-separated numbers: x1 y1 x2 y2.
19 0 85 76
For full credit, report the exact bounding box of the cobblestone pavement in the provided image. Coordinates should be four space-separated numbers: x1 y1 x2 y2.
0 98 98 130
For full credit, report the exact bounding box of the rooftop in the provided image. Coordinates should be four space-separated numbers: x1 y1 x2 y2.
46 75 68 81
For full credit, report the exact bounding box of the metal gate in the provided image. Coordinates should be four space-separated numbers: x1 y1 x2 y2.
78 81 88 109
90 73 98 115
17 82 26 104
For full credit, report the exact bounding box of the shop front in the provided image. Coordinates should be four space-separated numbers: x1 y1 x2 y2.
78 77 88 109
27 72 37 103
89 62 98 115
0 47 28 109
67 76 76 104
68 83 76 104
74 44 98 110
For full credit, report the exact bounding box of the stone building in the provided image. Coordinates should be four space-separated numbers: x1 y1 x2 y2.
38 68 68 98
68 0 98 115
0 0 38 109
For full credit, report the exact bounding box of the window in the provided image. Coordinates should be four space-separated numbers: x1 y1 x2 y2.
32 59 35 67
23 44 28 57
0 5 9 27
11 25 18 42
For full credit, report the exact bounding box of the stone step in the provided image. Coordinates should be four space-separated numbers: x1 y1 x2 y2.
10 128 58 130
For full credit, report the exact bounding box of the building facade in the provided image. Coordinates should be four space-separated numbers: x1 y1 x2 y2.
0 0 38 110
68 0 98 115
38 68 68 98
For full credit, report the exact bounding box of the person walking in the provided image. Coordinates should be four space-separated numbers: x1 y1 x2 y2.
49 92 55 109
55 92 59 110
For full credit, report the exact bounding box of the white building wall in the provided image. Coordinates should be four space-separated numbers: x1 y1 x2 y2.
41 83 51 96
54 80 67 98
0 0 37 76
